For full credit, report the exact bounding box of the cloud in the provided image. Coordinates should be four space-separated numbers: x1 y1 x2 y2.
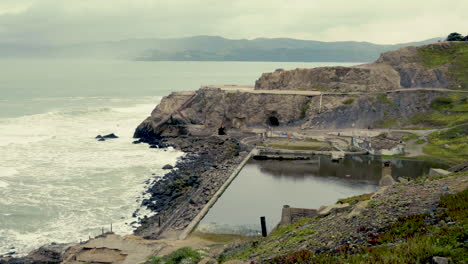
0 0 466 44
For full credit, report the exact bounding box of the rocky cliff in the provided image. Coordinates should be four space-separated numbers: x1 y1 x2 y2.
134 89 310 140
134 41 467 141
255 41 468 92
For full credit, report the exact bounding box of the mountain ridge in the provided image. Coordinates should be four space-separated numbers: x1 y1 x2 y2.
0 36 443 62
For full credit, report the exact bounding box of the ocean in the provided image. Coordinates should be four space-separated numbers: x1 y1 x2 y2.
0 59 358 255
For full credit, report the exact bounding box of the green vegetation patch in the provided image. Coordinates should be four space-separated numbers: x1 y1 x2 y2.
430 93 468 111
418 42 468 89
149 247 202 264
300 102 310 119
337 193 373 205
373 118 398 128
402 133 419 141
406 93 468 129
415 139 426 144
423 124 468 165
407 111 468 128
342 98 355 105
218 218 316 262
377 94 396 106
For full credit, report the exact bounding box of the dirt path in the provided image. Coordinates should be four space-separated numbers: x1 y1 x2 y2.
405 138 427 157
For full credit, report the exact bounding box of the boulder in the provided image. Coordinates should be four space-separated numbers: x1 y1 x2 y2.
102 133 118 139
431 256 450 264
318 203 350 216
429 168 451 177
162 164 174 170
398 177 409 183
26 243 71 264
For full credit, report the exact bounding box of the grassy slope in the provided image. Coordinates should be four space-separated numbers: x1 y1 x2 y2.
418 42 468 90
374 43 468 129
423 124 468 165
406 93 468 129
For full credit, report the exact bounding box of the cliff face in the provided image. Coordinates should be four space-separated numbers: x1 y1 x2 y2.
134 88 450 141
134 88 310 140
134 42 466 141
255 42 467 91
255 65 400 92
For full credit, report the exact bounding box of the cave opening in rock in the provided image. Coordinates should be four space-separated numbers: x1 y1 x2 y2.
218 127 226 135
268 116 280 126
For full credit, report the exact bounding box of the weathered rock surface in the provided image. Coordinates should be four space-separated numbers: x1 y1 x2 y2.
134 87 448 139
0 243 70 264
255 42 466 92
134 88 310 140
255 65 400 92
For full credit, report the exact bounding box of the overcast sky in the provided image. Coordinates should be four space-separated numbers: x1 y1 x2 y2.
0 0 466 45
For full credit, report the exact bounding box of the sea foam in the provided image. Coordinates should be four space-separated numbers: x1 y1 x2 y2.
0 96 182 256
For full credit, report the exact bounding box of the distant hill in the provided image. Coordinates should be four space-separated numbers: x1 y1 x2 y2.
0 36 443 62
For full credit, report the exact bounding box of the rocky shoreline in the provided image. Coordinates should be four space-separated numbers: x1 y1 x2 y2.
134 135 251 239
0 134 250 264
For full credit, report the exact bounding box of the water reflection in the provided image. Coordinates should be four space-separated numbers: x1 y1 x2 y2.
197 155 437 236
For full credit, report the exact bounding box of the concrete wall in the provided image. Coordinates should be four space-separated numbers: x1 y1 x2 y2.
280 205 318 226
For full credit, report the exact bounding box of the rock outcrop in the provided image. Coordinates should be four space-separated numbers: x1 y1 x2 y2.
134 88 449 140
134 88 310 141
255 41 467 92
255 65 400 92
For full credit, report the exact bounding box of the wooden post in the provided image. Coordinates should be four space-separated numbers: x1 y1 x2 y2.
260 216 267 237
110 223 113 233
158 216 161 227
102 227 104 235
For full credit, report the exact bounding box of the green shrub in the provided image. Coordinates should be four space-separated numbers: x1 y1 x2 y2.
300 102 310 119
343 98 354 105
431 97 454 110
149 247 202 264
402 133 419 141
377 94 396 106
415 139 426 144
337 193 373 204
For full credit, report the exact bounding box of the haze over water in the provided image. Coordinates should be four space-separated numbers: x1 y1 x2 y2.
0 59 357 255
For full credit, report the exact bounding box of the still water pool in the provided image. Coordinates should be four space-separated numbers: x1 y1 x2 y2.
197 155 438 235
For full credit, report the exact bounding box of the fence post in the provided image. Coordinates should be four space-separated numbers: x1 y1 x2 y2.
260 216 267 237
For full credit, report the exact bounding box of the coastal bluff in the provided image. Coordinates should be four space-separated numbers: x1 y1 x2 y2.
134 41 467 141
255 41 467 92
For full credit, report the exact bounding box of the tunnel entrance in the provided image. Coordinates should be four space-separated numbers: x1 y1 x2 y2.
218 127 226 135
268 116 280 126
